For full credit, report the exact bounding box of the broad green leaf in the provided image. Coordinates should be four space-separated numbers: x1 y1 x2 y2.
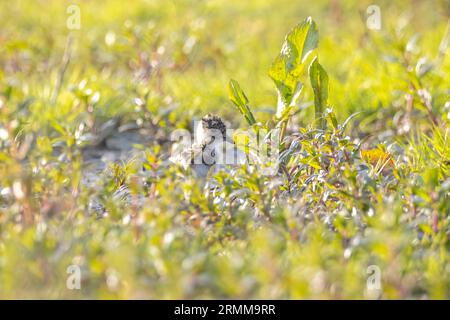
228 79 256 126
309 57 329 128
269 17 318 110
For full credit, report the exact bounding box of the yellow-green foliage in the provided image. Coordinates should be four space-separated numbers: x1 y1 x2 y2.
0 0 449 299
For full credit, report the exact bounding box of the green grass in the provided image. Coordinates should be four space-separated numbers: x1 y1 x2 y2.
0 0 449 299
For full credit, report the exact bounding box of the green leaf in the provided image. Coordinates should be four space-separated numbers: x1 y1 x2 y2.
228 79 257 126
269 17 318 110
309 57 329 128
325 108 338 129
341 112 363 132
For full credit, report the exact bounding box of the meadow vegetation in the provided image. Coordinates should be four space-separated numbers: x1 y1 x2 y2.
0 0 449 298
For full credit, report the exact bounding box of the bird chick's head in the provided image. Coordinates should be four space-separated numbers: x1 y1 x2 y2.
195 114 227 146
201 114 227 138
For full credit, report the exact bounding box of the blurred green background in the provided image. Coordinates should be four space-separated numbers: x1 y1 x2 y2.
0 0 449 299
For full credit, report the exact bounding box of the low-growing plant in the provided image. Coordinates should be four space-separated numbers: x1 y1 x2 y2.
0 2 449 299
